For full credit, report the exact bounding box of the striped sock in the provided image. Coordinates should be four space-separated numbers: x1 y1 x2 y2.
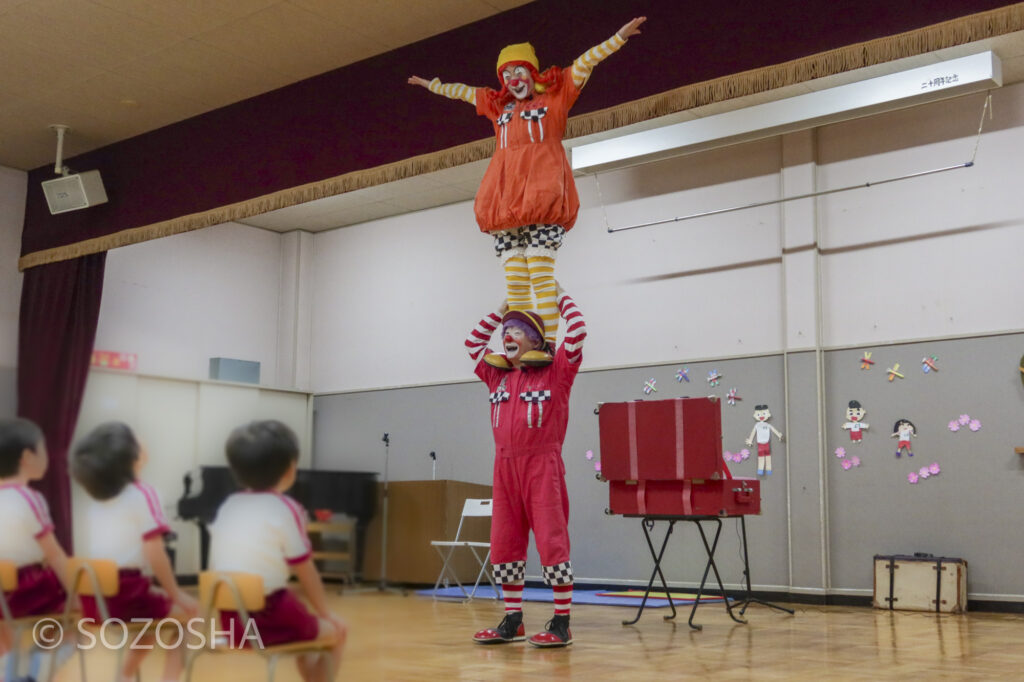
502 581 524 613
503 253 532 311
553 583 573 617
526 254 558 346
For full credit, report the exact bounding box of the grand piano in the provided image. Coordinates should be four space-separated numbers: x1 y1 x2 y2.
177 466 377 576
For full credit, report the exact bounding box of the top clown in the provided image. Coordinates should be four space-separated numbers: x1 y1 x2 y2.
409 17 645 365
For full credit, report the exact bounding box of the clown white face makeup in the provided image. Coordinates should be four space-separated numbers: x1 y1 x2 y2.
501 64 534 100
503 325 539 366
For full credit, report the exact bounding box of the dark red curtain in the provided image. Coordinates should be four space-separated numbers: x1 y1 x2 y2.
17 253 106 552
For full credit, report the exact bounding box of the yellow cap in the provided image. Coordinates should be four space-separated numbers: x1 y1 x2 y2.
496 42 539 77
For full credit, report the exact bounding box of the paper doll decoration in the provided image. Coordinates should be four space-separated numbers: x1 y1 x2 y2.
841 400 869 443
860 352 875 370
745 404 783 476
891 418 916 458
726 388 742 406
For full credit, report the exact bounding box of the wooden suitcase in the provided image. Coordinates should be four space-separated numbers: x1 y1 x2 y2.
873 554 968 613
608 477 760 517
598 397 724 482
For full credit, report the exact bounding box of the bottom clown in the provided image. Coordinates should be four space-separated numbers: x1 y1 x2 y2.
464 283 587 647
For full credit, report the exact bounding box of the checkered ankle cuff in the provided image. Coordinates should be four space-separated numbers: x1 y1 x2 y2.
543 561 574 586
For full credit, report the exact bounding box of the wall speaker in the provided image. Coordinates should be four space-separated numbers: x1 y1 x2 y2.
41 170 108 214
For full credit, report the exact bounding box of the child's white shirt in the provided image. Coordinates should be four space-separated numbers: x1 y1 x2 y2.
209 492 312 593
0 483 54 566
81 481 170 571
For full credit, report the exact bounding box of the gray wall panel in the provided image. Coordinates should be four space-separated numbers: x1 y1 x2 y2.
0 366 15 418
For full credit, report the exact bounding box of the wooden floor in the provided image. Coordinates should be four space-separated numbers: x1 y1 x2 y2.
46 586 1024 681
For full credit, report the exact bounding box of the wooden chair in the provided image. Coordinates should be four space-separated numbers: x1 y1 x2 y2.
185 572 336 682
0 559 66 682
63 557 144 682
430 498 499 601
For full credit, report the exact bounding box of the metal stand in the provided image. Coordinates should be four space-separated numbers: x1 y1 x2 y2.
623 516 746 630
377 433 404 594
735 516 794 617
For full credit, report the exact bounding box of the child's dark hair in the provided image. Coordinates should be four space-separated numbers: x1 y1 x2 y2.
892 418 916 434
72 422 139 500
0 418 44 478
226 420 299 491
848 400 862 409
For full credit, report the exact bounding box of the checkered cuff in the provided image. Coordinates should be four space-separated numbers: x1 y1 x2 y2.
543 561 574 586
492 561 526 585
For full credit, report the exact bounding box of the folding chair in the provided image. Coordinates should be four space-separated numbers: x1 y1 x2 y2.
0 559 66 682
185 572 337 682
63 557 144 682
430 498 499 601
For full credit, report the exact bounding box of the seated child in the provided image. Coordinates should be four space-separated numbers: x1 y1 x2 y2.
210 420 346 682
72 422 197 682
0 418 69 660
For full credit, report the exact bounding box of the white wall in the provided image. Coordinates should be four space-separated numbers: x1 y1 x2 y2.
96 221 288 385
0 165 27 416
310 86 1024 393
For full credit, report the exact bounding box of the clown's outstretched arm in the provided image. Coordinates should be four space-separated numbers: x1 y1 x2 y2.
408 75 478 106
571 16 646 88
556 285 587 365
465 300 508 362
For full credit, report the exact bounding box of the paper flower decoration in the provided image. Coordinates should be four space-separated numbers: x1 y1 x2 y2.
969 419 981 432
676 367 690 383
918 466 931 479
850 456 861 467
585 450 594 461
908 472 919 484
738 449 750 461
643 378 657 394
929 462 941 475
958 414 971 425
841 459 853 470
726 388 742 406
835 447 847 458
706 369 722 387
948 420 960 432
594 461 602 473
723 450 735 462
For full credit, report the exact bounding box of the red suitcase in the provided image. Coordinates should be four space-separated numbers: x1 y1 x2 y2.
598 398 723 482
608 477 760 517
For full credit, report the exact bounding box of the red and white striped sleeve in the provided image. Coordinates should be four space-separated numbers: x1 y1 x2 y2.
559 294 587 364
465 310 502 362
17 487 55 539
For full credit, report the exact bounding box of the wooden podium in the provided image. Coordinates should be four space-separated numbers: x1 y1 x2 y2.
362 480 492 584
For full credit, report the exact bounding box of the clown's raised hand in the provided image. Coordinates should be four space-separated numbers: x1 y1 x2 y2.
617 16 647 40
407 75 431 89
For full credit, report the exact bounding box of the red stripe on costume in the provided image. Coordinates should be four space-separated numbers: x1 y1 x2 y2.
34 523 55 540
286 551 312 566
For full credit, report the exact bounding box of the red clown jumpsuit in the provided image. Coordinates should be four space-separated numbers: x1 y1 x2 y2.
465 293 587 587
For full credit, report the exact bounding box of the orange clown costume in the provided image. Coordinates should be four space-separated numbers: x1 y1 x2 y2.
411 19 644 360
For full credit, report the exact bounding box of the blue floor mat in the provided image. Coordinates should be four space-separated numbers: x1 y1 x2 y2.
418 586 723 607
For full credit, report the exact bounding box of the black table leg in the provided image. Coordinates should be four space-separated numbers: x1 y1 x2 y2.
622 518 678 626
736 516 794 617
691 519 746 628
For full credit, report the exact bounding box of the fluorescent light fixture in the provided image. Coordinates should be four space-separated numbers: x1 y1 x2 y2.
571 51 1002 174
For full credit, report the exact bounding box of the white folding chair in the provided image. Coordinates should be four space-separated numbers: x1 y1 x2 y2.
430 498 499 601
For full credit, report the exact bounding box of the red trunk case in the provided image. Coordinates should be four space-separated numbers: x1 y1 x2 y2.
608 478 761 517
598 398 724 482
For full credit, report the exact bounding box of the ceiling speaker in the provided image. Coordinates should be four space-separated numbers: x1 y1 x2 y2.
41 170 108 214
